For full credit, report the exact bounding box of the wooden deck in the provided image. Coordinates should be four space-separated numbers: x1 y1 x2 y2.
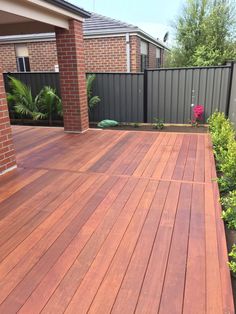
0 125 234 313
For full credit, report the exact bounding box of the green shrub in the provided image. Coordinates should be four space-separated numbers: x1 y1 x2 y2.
208 112 235 166
132 122 140 128
221 190 236 229
209 111 236 275
229 244 236 275
208 111 227 134
218 140 236 192
153 118 164 130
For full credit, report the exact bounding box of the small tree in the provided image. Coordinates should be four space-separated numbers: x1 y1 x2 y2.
169 0 236 67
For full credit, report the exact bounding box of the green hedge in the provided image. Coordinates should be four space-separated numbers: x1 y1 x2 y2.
208 112 236 275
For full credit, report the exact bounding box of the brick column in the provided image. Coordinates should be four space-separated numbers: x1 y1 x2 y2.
0 69 16 175
55 20 89 133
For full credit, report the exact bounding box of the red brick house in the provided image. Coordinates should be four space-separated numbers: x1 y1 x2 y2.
0 13 167 73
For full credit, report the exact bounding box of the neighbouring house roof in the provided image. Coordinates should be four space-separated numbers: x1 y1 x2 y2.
85 14 167 50
0 12 167 50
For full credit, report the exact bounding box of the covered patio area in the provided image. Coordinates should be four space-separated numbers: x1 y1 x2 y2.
0 0 91 175
0 125 234 313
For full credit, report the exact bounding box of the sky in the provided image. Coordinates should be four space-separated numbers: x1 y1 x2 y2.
67 0 184 44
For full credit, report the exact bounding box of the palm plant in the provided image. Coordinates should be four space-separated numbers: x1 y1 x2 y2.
36 86 62 125
7 76 62 125
86 74 100 112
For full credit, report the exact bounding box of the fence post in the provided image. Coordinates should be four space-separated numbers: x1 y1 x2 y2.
225 61 235 117
143 69 148 123
227 61 236 127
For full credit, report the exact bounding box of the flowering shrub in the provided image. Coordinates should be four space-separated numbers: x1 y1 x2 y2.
191 105 204 126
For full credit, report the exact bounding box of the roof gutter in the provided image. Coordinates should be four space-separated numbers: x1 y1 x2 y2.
44 0 91 18
84 28 169 50
136 30 169 50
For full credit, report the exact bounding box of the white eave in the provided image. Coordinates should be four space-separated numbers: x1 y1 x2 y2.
0 0 90 36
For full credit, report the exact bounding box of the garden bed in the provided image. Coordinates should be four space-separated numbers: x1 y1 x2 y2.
89 122 208 133
10 119 208 133
10 118 63 127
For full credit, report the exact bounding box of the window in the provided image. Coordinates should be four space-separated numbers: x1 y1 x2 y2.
140 41 148 72
15 45 30 72
156 48 161 68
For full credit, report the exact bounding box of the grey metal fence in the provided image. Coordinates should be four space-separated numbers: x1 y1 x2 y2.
146 65 232 123
3 72 61 97
3 64 234 124
89 73 144 123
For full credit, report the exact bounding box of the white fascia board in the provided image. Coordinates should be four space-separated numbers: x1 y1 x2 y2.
0 33 56 44
84 34 126 39
83 28 137 36
84 29 167 50
129 33 167 50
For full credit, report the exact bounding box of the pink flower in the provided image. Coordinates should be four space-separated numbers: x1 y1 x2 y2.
193 105 204 120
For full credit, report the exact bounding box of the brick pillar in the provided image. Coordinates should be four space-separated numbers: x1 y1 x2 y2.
55 19 89 133
0 69 16 175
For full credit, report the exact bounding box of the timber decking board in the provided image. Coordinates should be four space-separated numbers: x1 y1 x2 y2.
0 125 233 314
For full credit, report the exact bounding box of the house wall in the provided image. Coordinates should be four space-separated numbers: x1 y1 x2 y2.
0 36 164 73
84 36 127 72
0 41 58 72
130 35 141 72
148 42 157 68
0 44 17 72
28 41 58 71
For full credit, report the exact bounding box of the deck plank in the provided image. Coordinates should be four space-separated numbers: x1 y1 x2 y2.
135 181 181 313
0 126 233 314
112 180 170 314
183 184 206 314
158 183 192 314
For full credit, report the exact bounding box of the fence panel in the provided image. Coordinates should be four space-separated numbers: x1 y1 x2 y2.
89 73 144 123
3 72 61 97
3 66 233 125
146 66 232 123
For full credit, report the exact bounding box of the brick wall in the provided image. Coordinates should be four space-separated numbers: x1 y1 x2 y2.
0 69 16 174
0 41 58 72
28 41 58 72
148 43 157 68
0 36 164 73
130 35 141 72
84 36 127 72
161 49 165 67
0 44 17 72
